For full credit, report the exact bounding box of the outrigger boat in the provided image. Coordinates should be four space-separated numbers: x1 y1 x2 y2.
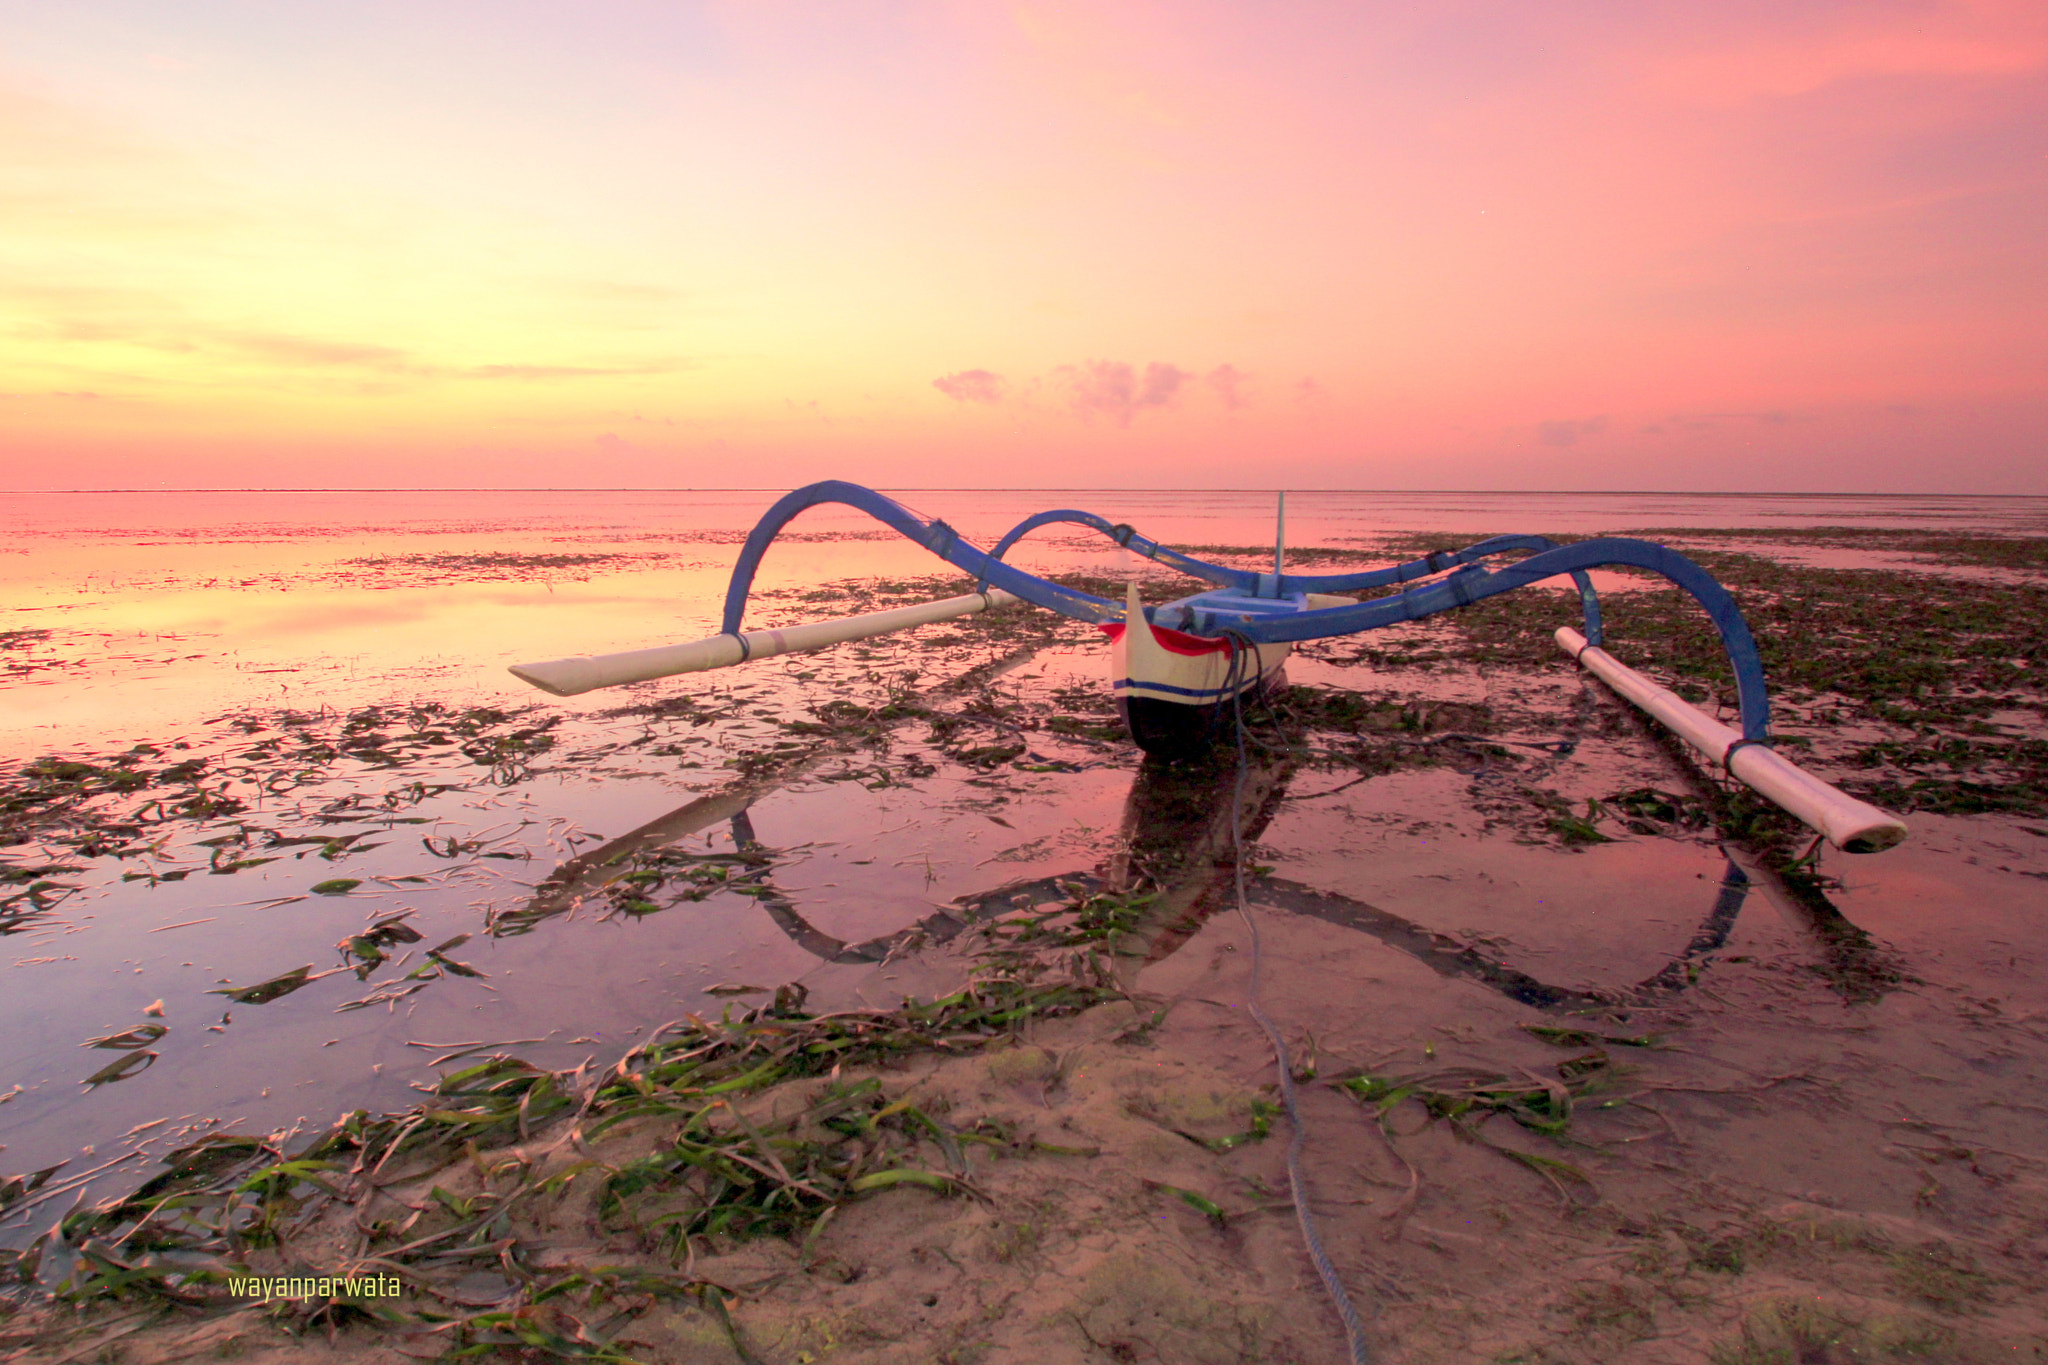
511 481 1908 855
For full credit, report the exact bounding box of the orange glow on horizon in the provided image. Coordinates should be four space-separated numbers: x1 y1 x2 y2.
1 1 2042 492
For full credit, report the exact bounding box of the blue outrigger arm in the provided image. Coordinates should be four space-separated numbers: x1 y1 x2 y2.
515 481 1906 852
718 482 1755 736
981 505 1581 602
718 481 1122 632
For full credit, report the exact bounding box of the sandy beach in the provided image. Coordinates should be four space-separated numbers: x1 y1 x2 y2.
4 493 2046 1363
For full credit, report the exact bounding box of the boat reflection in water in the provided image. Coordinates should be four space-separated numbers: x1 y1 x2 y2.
511 745 1907 1012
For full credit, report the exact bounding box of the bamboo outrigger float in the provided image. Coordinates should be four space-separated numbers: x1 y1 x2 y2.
511 481 1907 854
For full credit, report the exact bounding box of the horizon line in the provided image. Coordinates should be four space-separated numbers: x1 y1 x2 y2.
2 487 2039 499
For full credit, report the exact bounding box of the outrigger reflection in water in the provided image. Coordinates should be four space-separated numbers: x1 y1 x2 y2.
519 727 1906 1022
515 480 1909 855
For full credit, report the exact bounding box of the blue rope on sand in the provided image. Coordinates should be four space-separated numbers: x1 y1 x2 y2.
1223 634 1373 1364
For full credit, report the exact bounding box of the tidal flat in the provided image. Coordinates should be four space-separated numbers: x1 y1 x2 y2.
2 490 2046 1363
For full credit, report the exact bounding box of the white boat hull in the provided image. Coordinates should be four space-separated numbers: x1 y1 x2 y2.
1106 584 1349 758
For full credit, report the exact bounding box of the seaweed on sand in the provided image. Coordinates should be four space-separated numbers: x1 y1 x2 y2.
0 898 1126 1357
1349 536 2048 818
0 703 566 868
1631 525 2048 575
1335 1048 1641 1206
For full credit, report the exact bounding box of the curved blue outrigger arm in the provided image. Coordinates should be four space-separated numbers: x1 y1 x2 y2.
980 507 1583 599
978 506 1607 659
982 509 1244 589
719 482 1761 740
719 481 1123 632
1225 540 1769 741
720 482 1569 631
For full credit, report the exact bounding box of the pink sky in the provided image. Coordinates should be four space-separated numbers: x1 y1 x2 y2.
2 0 2043 491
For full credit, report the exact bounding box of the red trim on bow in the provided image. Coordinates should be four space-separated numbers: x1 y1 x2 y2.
1099 621 1237 657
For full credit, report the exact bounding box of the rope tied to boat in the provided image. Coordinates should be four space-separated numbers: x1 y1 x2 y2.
1721 735 1775 772
1222 631 1374 1364
1447 565 1482 607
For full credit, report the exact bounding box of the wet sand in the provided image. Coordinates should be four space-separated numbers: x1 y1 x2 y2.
3 492 2045 1362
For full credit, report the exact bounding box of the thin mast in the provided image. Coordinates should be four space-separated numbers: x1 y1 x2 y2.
1274 490 1286 577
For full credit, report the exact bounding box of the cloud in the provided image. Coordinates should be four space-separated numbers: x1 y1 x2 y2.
467 363 681 380
1662 409 1803 431
0 81 245 241
935 358 1246 423
933 369 1006 403
0 84 172 173
1056 359 1191 425
1205 364 1249 410
1139 362 1188 406
1649 22 2048 106
1537 416 1608 447
0 282 690 383
212 332 686 380
220 332 412 369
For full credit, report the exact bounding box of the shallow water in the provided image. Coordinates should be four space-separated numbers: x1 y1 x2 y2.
2 488 2044 1251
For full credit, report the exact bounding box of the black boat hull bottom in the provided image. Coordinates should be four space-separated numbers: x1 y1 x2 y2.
1117 668 1288 761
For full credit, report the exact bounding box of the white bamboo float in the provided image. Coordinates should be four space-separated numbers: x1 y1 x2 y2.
1556 626 1907 853
510 588 1021 697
